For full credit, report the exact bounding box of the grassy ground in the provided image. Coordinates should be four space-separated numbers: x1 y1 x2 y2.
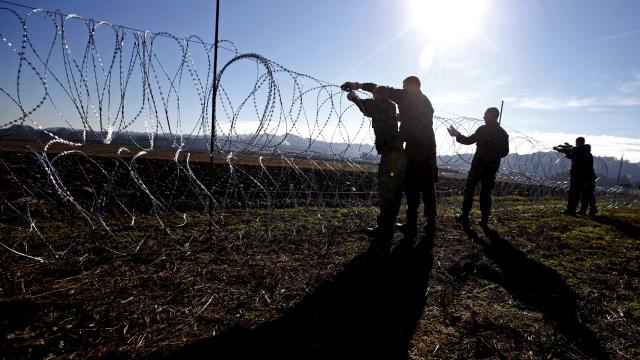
1 198 639 359
409 199 640 359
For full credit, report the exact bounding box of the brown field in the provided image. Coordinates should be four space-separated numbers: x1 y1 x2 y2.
1 139 638 359
0 137 377 173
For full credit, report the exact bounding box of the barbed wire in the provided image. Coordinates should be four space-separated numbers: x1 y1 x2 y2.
0 3 638 262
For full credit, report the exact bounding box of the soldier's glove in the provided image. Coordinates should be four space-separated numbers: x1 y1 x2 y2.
554 143 573 150
340 82 359 92
447 125 460 137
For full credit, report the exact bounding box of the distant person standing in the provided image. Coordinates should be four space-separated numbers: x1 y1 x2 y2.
447 107 509 226
345 87 404 246
342 76 437 237
579 143 597 215
553 137 598 215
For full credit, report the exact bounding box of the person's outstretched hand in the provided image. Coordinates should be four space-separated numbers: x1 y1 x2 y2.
447 125 460 137
340 82 359 92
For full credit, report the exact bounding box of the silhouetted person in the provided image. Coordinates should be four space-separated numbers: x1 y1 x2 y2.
553 137 597 215
342 76 437 238
346 87 404 245
448 107 509 226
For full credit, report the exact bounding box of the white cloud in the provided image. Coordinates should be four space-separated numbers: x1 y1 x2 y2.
610 73 640 107
602 29 640 41
523 131 640 162
507 72 640 111
585 107 609 112
432 92 479 105
611 97 640 106
618 72 640 94
505 95 598 110
490 74 511 86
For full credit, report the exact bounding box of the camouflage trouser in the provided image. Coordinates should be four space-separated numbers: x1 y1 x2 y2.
568 174 595 213
579 179 597 213
569 175 596 213
404 155 437 228
377 147 406 238
461 167 497 221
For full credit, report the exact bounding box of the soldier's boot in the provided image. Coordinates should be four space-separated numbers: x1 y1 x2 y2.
366 209 394 238
566 186 579 216
396 217 418 239
422 184 437 232
363 227 379 238
455 213 469 224
479 213 489 227
577 202 588 215
478 185 493 227
422 219 436 233
372 224 393 252
589 194 598 216
422 222 436 236
423 204 437 232
363 210 387 238
396 224 417 239
458 187 473 225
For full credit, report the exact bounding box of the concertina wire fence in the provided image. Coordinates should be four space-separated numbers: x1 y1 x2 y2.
1 3 638 261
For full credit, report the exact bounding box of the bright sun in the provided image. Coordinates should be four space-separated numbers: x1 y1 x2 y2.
410 0 488 44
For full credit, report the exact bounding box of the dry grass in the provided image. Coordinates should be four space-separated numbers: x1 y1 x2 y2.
1 202 639 359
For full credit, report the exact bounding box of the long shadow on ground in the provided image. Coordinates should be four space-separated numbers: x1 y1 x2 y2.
591 215 640 240
160 232 435 360
461 223 609 359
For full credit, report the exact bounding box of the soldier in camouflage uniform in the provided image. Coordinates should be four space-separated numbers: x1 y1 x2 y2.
342 76 437 238
347 87 405 245
448 107 509 226
554 137 598 215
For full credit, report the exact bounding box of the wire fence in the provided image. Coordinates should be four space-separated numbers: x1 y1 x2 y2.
1 3 638 261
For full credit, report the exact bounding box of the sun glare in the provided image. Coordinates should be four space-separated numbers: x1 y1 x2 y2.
411 0 488 44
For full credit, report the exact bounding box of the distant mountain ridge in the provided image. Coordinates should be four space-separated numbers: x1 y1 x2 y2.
438 153 640 187
2 125 639 186
0 125 374 159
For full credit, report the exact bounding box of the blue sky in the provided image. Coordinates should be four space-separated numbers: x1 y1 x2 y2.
1 0 640 160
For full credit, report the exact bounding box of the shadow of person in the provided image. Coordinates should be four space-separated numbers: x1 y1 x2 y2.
160 232 435 360
460 223 609 359
591 215 640 240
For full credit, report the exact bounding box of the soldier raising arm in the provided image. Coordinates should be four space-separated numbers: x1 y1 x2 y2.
553 137 597 215
448 107 509 226
343 77 437 237
345 88 403 248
